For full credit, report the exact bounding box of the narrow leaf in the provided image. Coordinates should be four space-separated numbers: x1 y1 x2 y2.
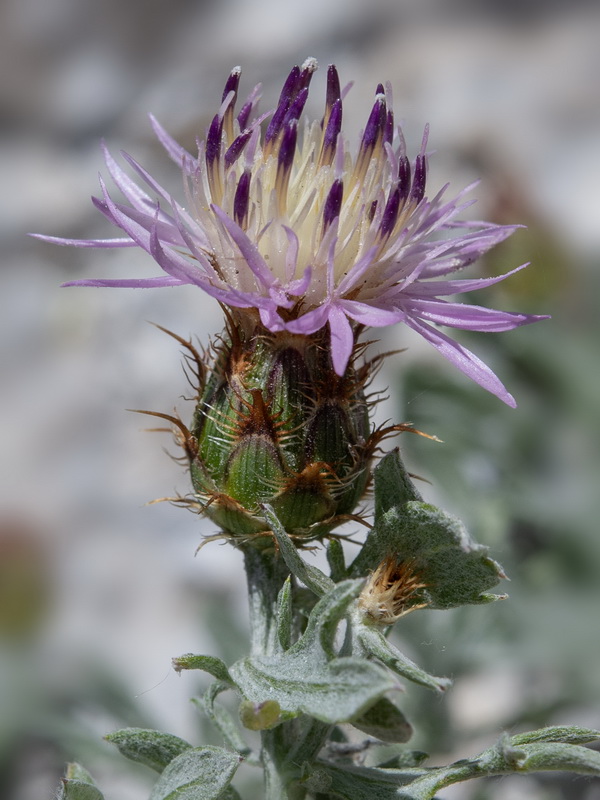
262 503 333 596
303 759 427 800
105 728 192 773
194 682 256 762
172 654 234 684
276 576 292 651
511 725 600 746
327 538 347 582
357 626 450 693
518 742 600 776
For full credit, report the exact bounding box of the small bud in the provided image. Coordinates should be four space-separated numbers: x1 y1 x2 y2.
239 699 281 730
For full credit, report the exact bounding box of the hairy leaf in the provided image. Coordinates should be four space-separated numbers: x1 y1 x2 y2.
172 654 234 684
351 697 413 743
105 728 192 773
352 450 505 608
148 746 241 800
230 581 400 723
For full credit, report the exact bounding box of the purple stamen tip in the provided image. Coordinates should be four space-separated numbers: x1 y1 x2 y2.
205 114 223 165
279 65 301 105
360 95 386 154
322 179 344 230
398 155 412 201
265 66 302 144
326 65 341 108
224 129 252 171
236 100 253 131
322 99 342 154
277 121 298 173
383 109 394 146
410 154 427 204
233 170 251 226
379 186 401 237
284 87 309 125
222 66 241 103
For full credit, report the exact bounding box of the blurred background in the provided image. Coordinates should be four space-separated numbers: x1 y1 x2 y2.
1 0 599 798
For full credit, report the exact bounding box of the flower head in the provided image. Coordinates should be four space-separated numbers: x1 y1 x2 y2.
36 58 547 406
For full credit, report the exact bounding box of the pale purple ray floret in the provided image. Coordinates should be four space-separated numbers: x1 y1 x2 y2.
34 58 548 406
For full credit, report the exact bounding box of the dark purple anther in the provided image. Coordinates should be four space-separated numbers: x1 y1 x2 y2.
359 95 386 158
277 121 298 174
410 154 427 204
383 109 394 146
265 66 301 145
279 65 301 103
233 170 251 226
205 113 223 166
326 65 341 109
237 100 253 131
284 87 309 126
322 179 344 230
379 186 401 237
322 99 342 155
224 129 252 170
222 67 241 104
397 155 411 202
376 82 385 96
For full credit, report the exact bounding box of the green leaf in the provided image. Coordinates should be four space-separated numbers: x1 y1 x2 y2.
148 746 242 800
172 654 234 684
373 449 423 516
57 764 104 800
105 728 192 773
386 503 505 607
351 697 413 743
357 626 450 693
230 581 401 724
262 503 334 596
64 763 97 783
511 725 600 746
57 780 104 800
194 682 256 762
302 760 426 799
327 538 347 582
352 450 506 609
517 742 600 775
276 577 292 651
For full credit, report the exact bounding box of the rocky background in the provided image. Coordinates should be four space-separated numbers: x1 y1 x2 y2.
1 0 600 798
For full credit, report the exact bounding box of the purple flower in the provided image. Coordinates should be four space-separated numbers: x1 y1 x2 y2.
34 58 547 406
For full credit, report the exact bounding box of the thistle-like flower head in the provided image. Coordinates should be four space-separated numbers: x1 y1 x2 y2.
37 58 547 406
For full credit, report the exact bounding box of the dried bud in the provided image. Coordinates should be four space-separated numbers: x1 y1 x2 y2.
359 556 428 625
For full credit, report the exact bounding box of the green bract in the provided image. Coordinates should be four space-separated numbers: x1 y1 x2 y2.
185 319 376 540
